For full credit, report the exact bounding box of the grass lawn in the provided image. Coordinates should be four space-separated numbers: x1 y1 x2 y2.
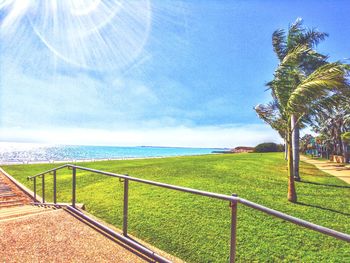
2 153 350 262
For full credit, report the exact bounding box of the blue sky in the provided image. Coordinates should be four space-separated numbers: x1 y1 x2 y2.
0 0 349 147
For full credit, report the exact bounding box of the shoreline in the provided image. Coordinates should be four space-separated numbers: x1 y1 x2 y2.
0 153 216 166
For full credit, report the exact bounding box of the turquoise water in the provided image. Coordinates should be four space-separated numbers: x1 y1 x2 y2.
0 143 223 163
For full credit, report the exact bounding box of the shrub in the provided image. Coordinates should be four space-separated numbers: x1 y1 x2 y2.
254 142 284 153
341 132 350 144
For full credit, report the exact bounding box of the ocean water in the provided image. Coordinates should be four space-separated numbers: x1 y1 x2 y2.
0 143 223 164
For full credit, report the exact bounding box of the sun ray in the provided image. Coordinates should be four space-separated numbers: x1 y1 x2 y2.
1 0 151 70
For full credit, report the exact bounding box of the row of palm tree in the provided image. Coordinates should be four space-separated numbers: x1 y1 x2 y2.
303 95 350 161
255 18 350 202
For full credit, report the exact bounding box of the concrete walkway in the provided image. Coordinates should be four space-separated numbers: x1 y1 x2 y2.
301 156 350 184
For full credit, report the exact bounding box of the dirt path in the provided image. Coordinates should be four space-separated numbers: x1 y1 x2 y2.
300 156 350 184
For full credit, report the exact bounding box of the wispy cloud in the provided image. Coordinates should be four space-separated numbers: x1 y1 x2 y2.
0 124 282 148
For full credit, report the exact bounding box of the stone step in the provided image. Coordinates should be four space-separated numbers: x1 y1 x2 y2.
0 193 17 198
0 200 24 204
0 191 14 196
0 187 12 193
0 207 39 215
0 199 27 208
0 202 25 209
0 206 50 221
0 206 40 215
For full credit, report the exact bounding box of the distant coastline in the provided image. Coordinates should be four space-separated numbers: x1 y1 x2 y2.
212 146 254 154
139 145 226 149
0 155 177 165
0 144 225 165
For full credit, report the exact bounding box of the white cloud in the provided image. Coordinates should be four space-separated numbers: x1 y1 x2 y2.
0 60 163 129
0 124 282 148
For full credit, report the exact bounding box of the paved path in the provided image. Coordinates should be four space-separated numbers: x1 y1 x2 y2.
0 208 148 262
0 169 179 262
0 170 149 262
301 156 350 184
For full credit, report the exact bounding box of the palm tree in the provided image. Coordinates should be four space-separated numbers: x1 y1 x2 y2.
342 132 350 163
308 95 350 161
257 19 350 202
270 18 328 181
273 54 349 202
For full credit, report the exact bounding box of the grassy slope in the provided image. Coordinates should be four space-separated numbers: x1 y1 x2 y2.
2 153 349 262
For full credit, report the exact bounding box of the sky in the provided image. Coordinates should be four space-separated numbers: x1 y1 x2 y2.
0 0 349 147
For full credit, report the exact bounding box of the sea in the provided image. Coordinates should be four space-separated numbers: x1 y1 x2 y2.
0 143 224 164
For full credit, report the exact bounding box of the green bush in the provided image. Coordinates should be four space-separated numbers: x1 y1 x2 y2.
254 142 284 152
341 132 350 144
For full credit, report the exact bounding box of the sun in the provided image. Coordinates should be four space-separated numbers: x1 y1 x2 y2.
68 0 103 16
1 0 151 70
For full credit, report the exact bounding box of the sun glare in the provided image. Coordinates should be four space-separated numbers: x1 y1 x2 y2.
68 0 103 16
0 0 151 70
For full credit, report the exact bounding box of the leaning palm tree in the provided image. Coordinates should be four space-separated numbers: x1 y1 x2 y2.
271 18 328 180
256 19 350 202
272 52 350 202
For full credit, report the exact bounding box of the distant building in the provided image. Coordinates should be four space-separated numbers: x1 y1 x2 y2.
232 146 254 153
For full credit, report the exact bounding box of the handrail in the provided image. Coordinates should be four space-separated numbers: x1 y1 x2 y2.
73 164 240 202
28 164 240 202
238 198 350 242
27 164 350 262
29 164 69 178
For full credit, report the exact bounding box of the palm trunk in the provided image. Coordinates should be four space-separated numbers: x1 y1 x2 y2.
284 137 288 160
291 115 300 181
287 118 297 203
343 142 349 163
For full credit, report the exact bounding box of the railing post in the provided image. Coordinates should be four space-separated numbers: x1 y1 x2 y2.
123 174 129 236
53 170 57 204
33 177 36 201
229 194 238 263
42 175 45 203
72 167 76 208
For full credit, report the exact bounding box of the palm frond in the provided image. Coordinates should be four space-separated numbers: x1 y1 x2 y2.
254 102 287 138
272 29 287 61
287 18 304 49
295 29 328 48
279 45 310 68
287 63 350 113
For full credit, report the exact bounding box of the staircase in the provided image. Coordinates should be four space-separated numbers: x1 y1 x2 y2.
0 204 59 221
0 171 33 209
0 170 52 221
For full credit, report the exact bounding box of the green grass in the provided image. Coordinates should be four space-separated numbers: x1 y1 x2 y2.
2 153 350 262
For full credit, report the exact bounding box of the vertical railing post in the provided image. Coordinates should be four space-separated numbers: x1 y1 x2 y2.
53 170 57 204
123 174 129 236
229 194 238 263
42 175 45 203
33 177 36 201
72 167 76 208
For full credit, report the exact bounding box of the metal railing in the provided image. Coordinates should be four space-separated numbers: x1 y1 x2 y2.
27 164 350 262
